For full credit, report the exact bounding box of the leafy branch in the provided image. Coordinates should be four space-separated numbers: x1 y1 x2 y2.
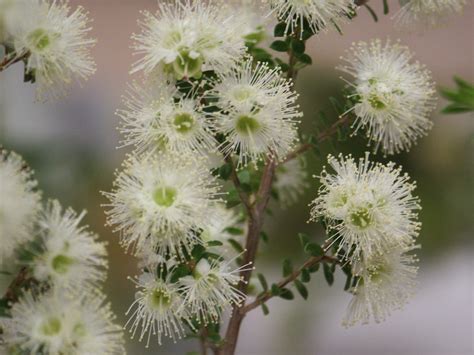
241 253 341 314
440 76 474 114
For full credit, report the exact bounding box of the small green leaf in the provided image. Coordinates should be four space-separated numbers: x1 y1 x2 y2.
344 273 352 291
260 231 269 243
363 4 378 22
271 283 282 296
270 40 289 52
257 273 268 291
383 0 389 14
251 48 273 61
291 39 305 55
298 233 310 248
261 302 270 315
298 53 312 65
225 227 244 235
170 264 191 283
191 244 206 260
282 258 293 277
307 263 320 273
218 163 232 180
301 268 311 283
237 170 250 184
274 22 287 37
279 288 294 300
323 263 334 286
304 243 324 257
228 239 244 253
207 240 223 247
294 279 309 300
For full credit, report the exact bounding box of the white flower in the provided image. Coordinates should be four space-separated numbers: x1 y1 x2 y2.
395 0 467 29
267 0 355 37
0 0 17 43
310 154 421 263
339 39 437 155
132 0 246 80
125 272 189 347
103 153 222 257
117 79 217 155
200 203 240 245
274 158 309 208
212 59 302 166
5 0 96 100
1 290 125 355
230 0 270 45
31 200 108 291
178 258 249 324
343 245 419 326
0 150 41 265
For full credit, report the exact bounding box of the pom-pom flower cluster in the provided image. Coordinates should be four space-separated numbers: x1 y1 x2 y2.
103 0 304 345
0 0 96 100
310 153 421 325
0 149 125 354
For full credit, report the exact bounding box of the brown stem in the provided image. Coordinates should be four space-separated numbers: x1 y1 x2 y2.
0 52 28 73
218 29 302 355
282 113 353 164
218 158 276 355
1 267 32 305
241 255 340 314
199 328 209 355
223 155 252 214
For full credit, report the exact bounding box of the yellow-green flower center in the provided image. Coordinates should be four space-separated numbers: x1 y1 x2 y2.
368 94 386 110
27 28 52 51
171 49 203 79
368 261 392 283
40 317 62 336
150 288 172 309
173 112 195 133
349 208 372 229
73 322 87 337
153 186 177 207
52 254 74 274
235 115 260 135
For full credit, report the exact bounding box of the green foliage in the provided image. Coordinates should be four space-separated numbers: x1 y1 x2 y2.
218 163 232 180
294 279 309 300
279 288 294 300
440 77 474 114
257 273 268 291
261 302 270 315
225 189 241 208
298 233 310 248
282 258 293 277
382 0 390 14
304 243 324 257
270 40 289 52
301 268 311 283
225 226 244 236
227 239 244 253
271 283 282 296
323 263 335 286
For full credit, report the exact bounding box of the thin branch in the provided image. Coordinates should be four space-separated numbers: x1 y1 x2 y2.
218 28 303 354
282 113 353 164
223 155 252 214
1 267 32 305
241 255 340 314
218 157 276 355
0 52 28 73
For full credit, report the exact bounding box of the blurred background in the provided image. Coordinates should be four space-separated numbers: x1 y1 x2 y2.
0 1 472 354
